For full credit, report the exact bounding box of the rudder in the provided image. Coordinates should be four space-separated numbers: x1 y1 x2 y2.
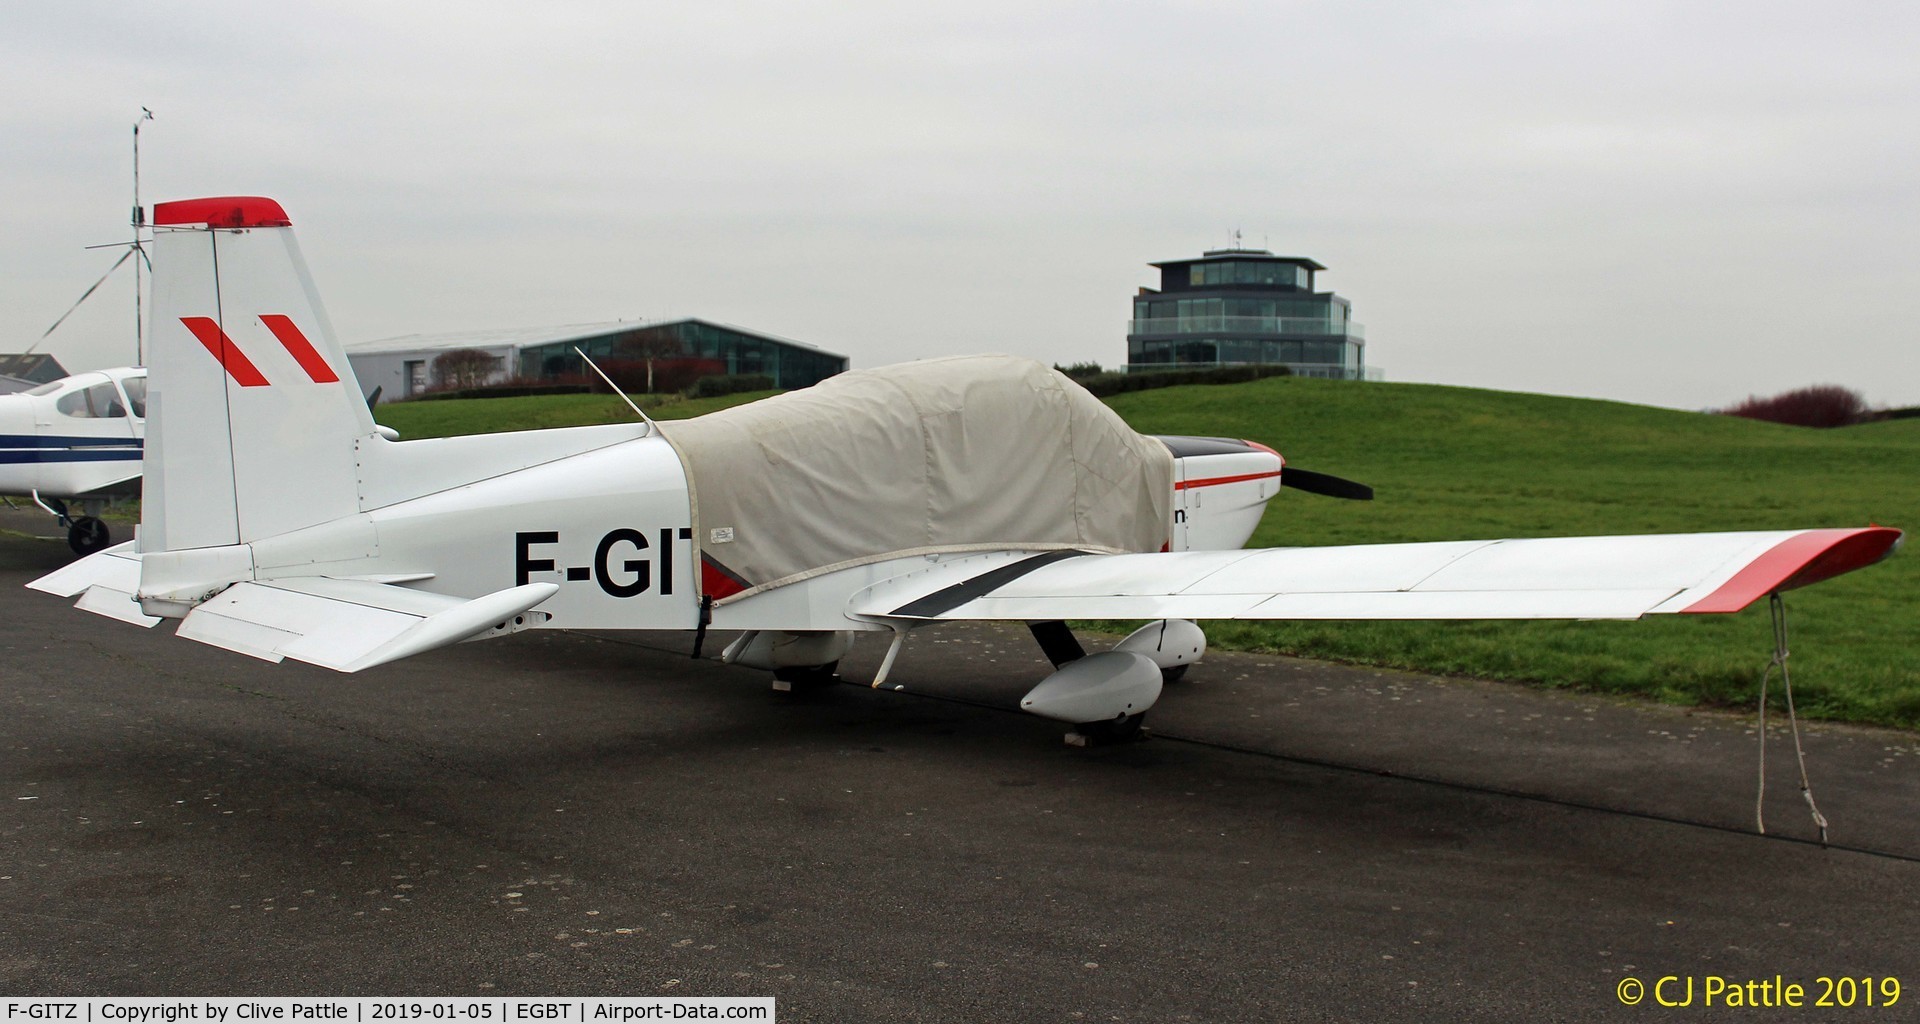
143 197 378 552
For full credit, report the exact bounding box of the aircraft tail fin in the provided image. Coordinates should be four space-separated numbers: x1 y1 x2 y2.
142 197 378 552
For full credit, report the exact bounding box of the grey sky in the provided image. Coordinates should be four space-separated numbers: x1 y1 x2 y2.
6 1 1917 410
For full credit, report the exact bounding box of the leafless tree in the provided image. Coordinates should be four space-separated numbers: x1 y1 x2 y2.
619 329 685 393
431 348 502 391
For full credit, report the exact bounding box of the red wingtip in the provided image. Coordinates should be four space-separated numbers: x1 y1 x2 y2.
153 197 291 229
1681 527 1903 613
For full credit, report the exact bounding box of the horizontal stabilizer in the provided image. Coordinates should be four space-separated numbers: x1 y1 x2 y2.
851 528 1902 622
175 578 559 672
27 542 160 627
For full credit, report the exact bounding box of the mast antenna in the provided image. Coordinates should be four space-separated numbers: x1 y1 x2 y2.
30 109 154 357
133 107 154 367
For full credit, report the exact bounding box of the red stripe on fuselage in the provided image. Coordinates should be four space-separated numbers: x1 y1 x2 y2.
179 317 270 387
1176 470 1283 490
260 315 340 383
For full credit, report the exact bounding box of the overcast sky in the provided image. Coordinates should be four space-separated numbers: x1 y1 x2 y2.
5 1 1916 410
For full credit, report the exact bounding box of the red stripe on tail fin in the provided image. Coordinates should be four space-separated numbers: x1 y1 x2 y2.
259 315 340 384
179 317 270 387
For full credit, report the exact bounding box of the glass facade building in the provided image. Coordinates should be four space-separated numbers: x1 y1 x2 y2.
1127 249 1369 380
518 319 847 390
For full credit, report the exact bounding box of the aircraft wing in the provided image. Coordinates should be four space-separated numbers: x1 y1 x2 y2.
851 528 1902 622
70 471 144 496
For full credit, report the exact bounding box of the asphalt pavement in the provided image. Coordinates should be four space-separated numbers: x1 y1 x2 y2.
3 506 1916 1022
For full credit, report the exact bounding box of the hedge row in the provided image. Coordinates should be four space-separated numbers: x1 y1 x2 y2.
413 383 591 402
686 373 776 398
1071 363 1293 397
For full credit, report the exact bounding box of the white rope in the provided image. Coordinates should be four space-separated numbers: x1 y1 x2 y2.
1755 593 1829 844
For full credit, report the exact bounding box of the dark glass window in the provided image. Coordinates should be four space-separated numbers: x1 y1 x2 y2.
119 375 147 417
1303 341 1340 364
56 382 128 418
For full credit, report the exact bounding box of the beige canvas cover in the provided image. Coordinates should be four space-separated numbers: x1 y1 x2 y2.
661 354 1174 603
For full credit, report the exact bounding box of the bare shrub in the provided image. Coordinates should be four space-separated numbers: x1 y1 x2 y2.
431 348 503 391
1720 384 1870 429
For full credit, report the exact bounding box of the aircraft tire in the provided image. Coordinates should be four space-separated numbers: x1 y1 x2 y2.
1073 712 1147 745
772 661 840 693
1160 664 1190 685
67 517 110 556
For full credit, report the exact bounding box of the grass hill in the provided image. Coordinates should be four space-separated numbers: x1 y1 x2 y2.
1106 378 1916 730
375 379 1918 730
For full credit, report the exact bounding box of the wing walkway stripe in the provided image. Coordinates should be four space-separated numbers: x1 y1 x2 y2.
890 549 1090 618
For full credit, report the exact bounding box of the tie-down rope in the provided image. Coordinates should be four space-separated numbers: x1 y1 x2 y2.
1755 592 1828 844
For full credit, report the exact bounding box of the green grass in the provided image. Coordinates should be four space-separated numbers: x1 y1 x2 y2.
372 379 1919 730
1103 378 1918 730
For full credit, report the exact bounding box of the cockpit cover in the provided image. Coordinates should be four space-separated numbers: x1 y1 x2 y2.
660 354 1174 603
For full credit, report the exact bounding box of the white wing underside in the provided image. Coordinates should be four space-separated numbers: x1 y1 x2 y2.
30 544 558 672
173 578 558 671
850 529 1897 622
27 542 158 625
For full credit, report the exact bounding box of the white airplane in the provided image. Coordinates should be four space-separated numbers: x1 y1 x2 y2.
1 365 147 553
29 196 1904 742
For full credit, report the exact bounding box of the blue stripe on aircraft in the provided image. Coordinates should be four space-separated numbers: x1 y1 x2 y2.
0 434 145 449
0 449 143 464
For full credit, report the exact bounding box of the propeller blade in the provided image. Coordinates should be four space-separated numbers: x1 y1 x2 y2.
365 385 383 411
1281 468 1373 501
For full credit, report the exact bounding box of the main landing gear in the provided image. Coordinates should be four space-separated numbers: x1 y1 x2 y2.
1023 619 1208 746
68 516 111 555
772 661 841 694
737 621 1206 747
33 494 113 555
721 630 857 695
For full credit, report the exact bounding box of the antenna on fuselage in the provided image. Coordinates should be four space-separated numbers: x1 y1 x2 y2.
574 345 658 436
